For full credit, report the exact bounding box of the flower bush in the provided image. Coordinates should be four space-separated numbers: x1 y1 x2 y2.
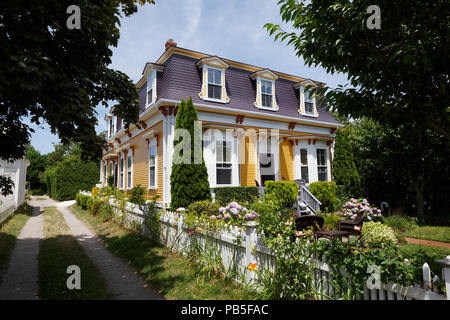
343 198 382 222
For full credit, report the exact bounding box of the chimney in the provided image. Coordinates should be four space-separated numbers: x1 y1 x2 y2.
165 38 177 51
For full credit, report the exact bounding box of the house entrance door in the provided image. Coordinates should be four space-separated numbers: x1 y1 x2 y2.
259 153 275 186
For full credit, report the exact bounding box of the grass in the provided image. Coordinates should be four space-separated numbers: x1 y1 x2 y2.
403 225 450 243
38 207 113 300
70 204 254 300
35 197 47 201
0 203 33 284
400 243 450 279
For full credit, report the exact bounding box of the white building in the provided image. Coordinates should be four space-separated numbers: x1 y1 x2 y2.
0 158 30 223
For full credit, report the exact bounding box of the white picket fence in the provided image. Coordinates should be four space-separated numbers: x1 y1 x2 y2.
79 191 450 300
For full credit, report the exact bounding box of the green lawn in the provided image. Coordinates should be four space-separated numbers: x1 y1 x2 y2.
70 204 254 300
400 244 450 279
38 207 113 300
0 203 33 284
404 226 450 243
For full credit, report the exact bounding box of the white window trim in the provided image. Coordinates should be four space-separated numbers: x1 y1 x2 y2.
299 87 319 118
146 70 157 107
316 148 329 182
199 65 230 104
203 129 239 188
119 153 125 190
148 138 157 189
293 141 331 183
254 77 279 111
126 149 133 190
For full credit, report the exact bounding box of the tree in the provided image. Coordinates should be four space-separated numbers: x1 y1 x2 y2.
348 118 449 217
25 145 48 195
333 127 361 197
170 97 211 210
0 0 155 193
265 0 449 141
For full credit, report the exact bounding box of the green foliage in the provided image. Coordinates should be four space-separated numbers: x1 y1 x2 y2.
382 215 418 232
128 185 146 205
170 97 211 210
91 199 103 216
333 128 361 197
264 181 298 208
44 156 99 201
99 203 114 222
252 199 294 239
213 186 260 206
361 222 398 249
107 175 114 188
86 197 93 213
319 213 342 231
309 181 337 212
187 201 220 217
25 145 48 194
77 194 90 210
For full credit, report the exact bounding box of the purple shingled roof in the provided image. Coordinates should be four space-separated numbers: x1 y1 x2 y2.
141 53 340 126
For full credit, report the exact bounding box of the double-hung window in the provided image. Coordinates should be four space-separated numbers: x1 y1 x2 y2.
148 141 157 188
119 155 124 189
300 148 309 183
317 149 327 181
103 163 107 184
208 68 222 100
261 80 273 109
216 138 232 185
304 89 314 115
127 152 132 189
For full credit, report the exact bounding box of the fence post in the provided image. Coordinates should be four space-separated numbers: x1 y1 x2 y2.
437 255 450 300
243 221 259 283
422 263 431 290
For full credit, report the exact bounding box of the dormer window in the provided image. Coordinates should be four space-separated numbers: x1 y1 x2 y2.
261 80 273 109
250 69 279 111
142 63 164 108
294 80 319 117
197 56 230 103
304 88 315 115
208 68 222 100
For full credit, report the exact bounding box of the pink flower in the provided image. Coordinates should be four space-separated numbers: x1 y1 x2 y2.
296 231 303 237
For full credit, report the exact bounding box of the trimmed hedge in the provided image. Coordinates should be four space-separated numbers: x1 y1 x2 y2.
45 156 99 201
264 181 298 208
213 186 260 206
309 181 337 212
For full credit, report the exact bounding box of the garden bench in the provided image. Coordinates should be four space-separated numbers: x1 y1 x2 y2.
315 230 350 241
338 212 366 234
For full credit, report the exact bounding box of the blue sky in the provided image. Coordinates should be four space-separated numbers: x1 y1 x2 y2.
28 0 349 154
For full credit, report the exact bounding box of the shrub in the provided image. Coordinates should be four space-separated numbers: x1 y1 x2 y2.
187 200 220 216
382 215 418 232
319 213 342 231
44 155 99 201
213 186 260 206
251 198 294 239
99 203 114 221
75 193 81 206
333 127 361 197
107 175 114 187
79 194 89 210
86 197 93 213
170 97 211 210
309 181 337 212
361 222 398 249
343 198 383 222
264 181 298 208
91 199 103 216
128 185 147 205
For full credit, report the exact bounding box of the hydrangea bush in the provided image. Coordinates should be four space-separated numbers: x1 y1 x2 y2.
343 198 382 222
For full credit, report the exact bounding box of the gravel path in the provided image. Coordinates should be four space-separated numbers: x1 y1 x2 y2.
0 205 43 300
57 204 164 300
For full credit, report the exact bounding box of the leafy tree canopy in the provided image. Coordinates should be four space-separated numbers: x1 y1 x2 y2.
0 0 155 163
265 0 449 140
